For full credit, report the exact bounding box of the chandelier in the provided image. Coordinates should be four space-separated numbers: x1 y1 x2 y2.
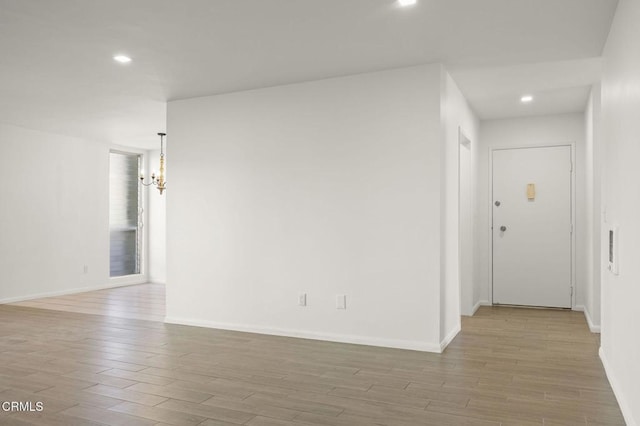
140 132 167 194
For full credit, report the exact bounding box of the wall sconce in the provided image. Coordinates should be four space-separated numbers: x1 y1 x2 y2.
140 132 167 194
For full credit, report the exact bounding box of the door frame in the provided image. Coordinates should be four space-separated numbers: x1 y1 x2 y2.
488 142 576 309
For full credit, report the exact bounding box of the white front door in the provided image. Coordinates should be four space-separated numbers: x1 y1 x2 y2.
492 146 572 308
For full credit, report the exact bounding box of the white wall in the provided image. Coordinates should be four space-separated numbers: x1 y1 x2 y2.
0 124 134 302
477 114 586 307
0 124 149 303
599 1 640 424
584 85 603 331
147 149 167 284
441 72 480 325
167 65 451 352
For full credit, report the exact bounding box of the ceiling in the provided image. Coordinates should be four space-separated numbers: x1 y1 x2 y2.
0 0 618 148
450 58 605 120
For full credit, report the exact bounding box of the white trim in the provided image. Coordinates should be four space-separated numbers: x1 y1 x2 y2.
469 299 491 316
489 143 576 308
466 301 481 316
0 281 143 305
109 149 149 279
599 347 638 426
583 307 601 333
148 277 166 285
440 324 461 352
142 152 150 280
109 274 148 287
164 317 442 353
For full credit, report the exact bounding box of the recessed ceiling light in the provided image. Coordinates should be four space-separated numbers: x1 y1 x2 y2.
521 95 533 103
113 55 132 64
398 0 417 6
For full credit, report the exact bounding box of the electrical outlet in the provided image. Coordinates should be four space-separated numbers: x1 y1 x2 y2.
298 293 307 307
336 294 346 310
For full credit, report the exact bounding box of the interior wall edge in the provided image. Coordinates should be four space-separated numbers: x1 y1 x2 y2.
439 323 461 352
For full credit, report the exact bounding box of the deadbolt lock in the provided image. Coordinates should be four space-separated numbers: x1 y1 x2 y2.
500 226 507 232
495 201 501 207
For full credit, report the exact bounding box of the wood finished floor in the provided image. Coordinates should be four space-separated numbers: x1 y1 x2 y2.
0 287 625 425
10 283 165 322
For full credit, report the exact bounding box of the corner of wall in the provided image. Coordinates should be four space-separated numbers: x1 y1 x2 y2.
439 322 461 353
439 67 481 339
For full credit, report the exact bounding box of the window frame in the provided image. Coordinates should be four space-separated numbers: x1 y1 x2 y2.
108 147 149 285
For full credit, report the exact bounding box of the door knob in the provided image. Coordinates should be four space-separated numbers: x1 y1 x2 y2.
500 226 507 232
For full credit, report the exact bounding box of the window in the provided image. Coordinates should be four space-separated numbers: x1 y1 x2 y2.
109 151 142 277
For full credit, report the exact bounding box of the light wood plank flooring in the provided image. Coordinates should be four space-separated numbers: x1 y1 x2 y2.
0 288 625 425
10 283 165 322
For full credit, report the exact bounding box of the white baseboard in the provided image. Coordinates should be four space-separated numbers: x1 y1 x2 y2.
0 280 146 305
583 308 601 333
599 347 638 426
472 300 491 315
440 323 461 352
470 301 482 316
462 300 490 317
164 316 442 353
109 275 149 287
573 305 601 333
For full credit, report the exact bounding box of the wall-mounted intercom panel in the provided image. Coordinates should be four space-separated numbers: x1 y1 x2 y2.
608 225 619 275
